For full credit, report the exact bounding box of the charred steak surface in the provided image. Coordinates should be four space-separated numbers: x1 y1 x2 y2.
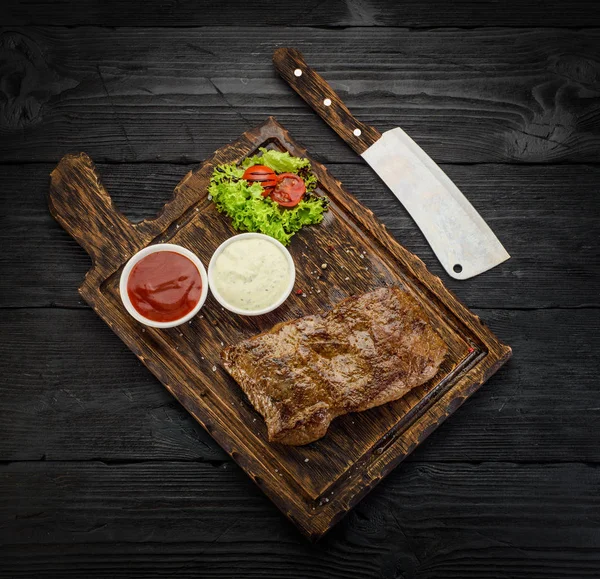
221 286 447 445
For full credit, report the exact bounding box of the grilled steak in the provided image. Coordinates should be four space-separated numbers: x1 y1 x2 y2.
221 286 447 445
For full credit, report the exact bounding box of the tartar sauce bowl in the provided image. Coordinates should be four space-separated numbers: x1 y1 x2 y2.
208 233 296 316
119 243 208 329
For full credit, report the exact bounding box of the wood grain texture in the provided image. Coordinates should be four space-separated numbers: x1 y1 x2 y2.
2 163 598 310
47 154 143 271
0 308 597 463
1 28 599 163
273 48 382 155
46 117 510 537
2 0 599 27
2 5 600 575
1 461 599 578
0 308 227 462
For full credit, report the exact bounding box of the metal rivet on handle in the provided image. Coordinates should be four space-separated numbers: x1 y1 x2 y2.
353 128 362 136
323 98 331 106
294 69 302 77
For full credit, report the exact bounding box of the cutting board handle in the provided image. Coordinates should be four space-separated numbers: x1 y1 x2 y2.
48 153 144 270
273 47 381 155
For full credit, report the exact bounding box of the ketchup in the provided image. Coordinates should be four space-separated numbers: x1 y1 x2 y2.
127 251 202 323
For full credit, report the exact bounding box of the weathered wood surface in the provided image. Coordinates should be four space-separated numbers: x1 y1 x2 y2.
1 461 599 578
2 0 599 28
1 307 597 464
45 117 510 537
1 28 599 164
2 4 600 575
2 163 598 310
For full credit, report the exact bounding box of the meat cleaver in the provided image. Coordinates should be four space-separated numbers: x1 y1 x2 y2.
273 48 509 280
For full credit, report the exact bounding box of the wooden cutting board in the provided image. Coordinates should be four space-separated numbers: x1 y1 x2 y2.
48 117 511 540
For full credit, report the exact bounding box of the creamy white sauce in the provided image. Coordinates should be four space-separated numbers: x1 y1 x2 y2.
212 238 290 311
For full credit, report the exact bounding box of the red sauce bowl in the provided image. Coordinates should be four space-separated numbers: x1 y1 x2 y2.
119 244 208 328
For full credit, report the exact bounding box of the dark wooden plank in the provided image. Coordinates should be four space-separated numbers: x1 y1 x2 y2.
1 461 599 578
1 0 599 27
1 27 599 163
0 307 598 463
416 308 600 463
0 307 227 462
45 119 510 538
1 163 598 310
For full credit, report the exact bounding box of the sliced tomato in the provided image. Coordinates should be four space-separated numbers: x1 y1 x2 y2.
242 165 278 197
271 173 306 208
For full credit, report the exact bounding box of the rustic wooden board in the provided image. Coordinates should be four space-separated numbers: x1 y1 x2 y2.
48 117 511 538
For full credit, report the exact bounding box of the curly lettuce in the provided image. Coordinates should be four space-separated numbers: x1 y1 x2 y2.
208 149 327 246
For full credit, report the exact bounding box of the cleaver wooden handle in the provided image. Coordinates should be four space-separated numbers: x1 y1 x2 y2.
273 47 381 155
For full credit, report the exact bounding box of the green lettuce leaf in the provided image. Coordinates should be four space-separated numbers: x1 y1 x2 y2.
242 148 309 174
208 151 328 246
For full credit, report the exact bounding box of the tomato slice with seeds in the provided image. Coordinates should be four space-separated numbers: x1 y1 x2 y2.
271 173 306 208
242 165 278 197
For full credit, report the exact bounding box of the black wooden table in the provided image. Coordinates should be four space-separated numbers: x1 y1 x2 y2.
1 2 599 577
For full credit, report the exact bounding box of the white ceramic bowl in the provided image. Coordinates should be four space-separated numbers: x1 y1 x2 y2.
208 233 295 316
119 243 208 328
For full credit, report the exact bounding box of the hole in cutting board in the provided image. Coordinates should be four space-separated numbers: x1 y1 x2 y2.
453 264 463 274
